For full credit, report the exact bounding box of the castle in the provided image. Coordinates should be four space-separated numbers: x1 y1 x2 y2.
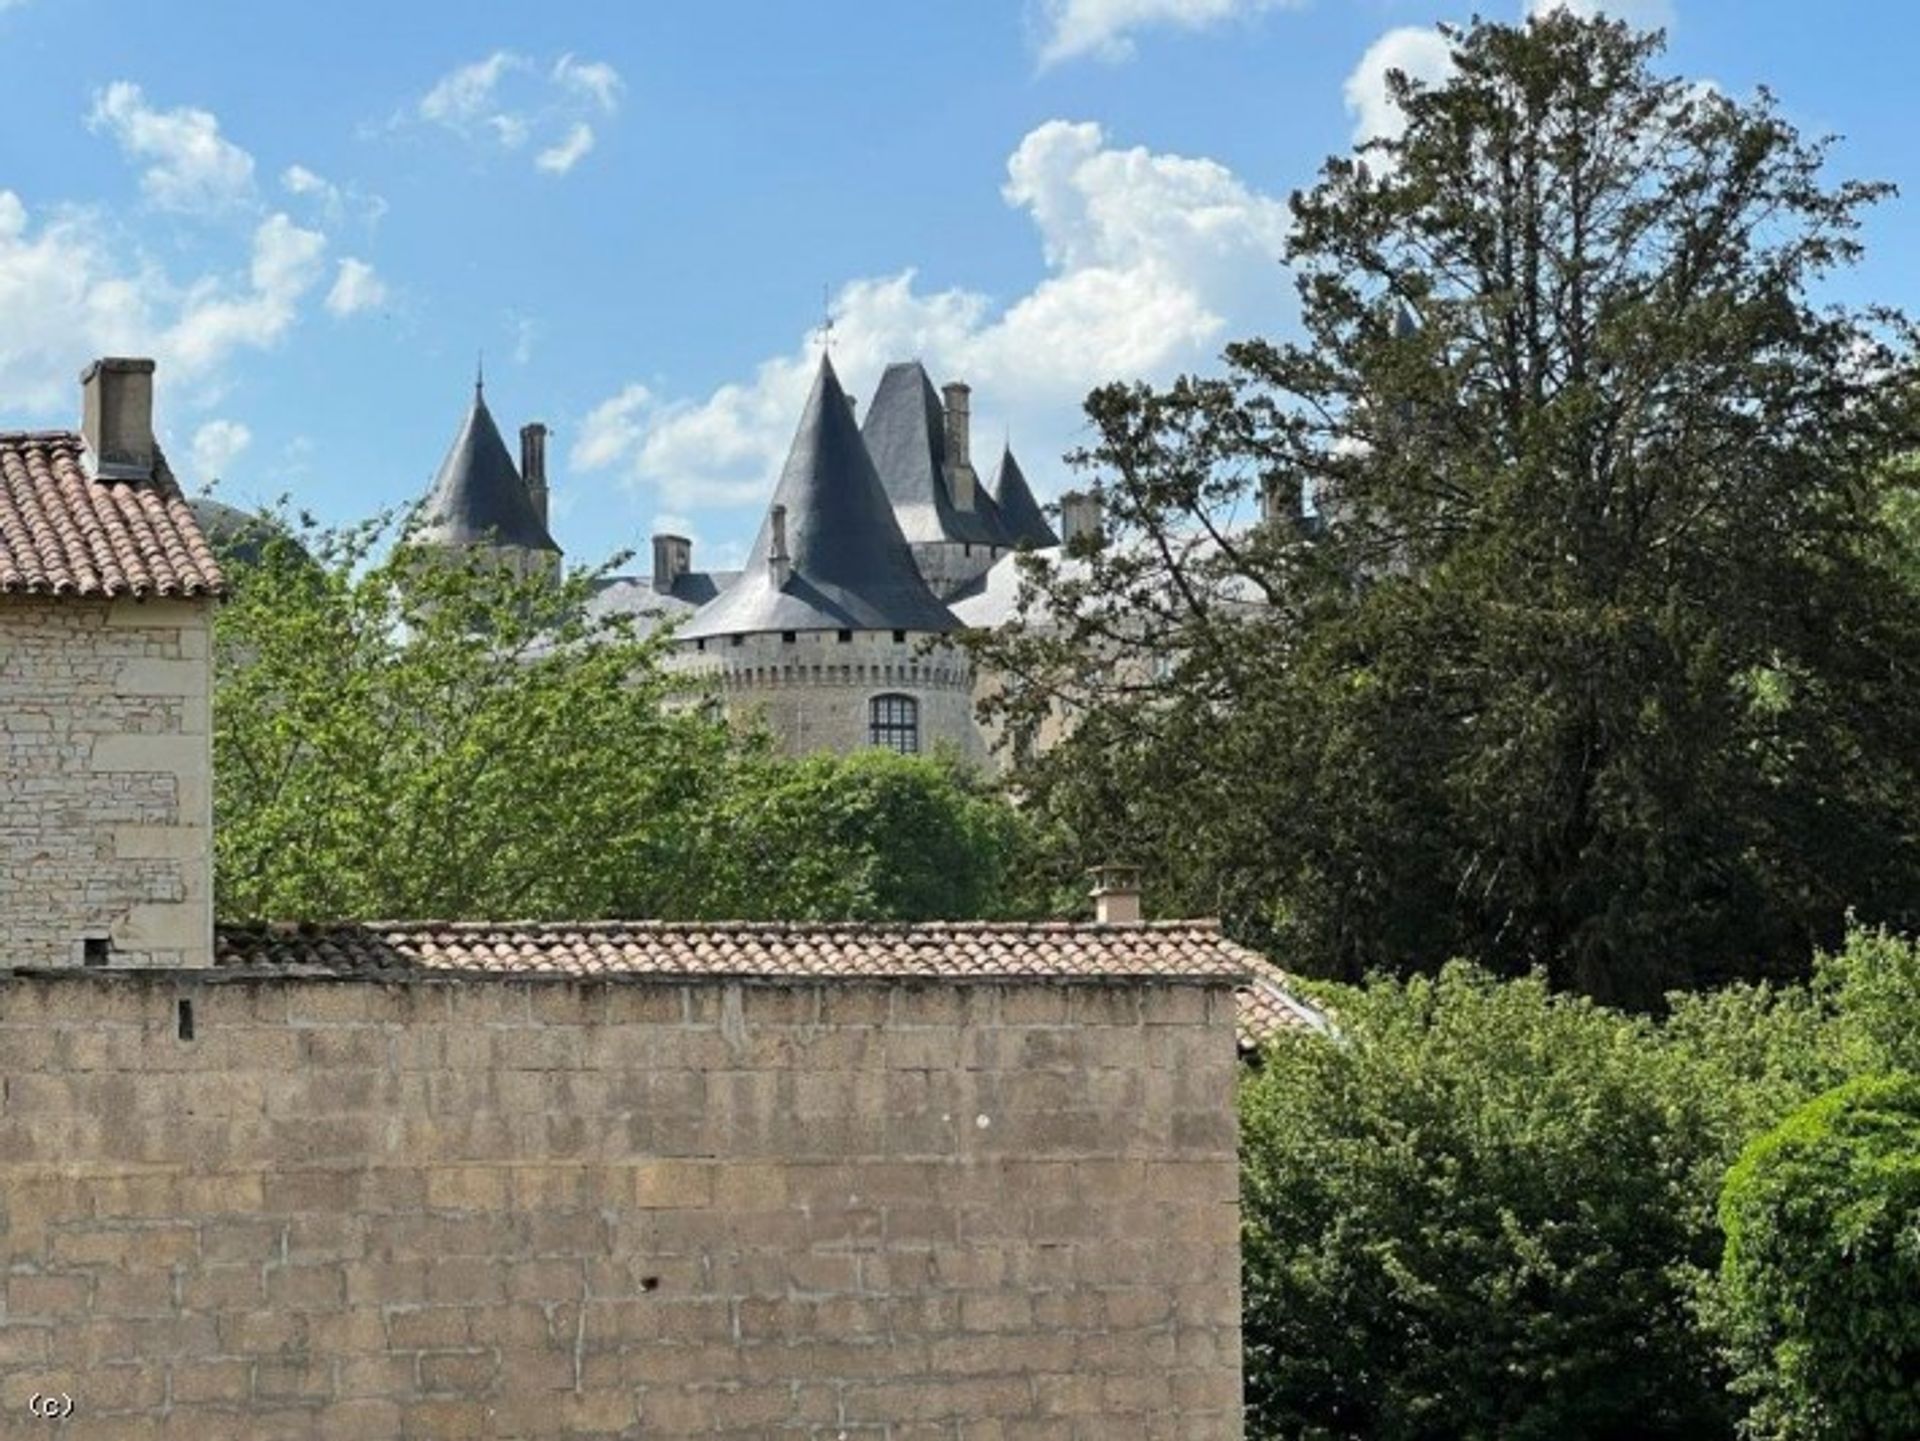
408 353 1078 765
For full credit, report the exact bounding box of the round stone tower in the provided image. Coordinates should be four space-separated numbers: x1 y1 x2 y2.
677 355 985 765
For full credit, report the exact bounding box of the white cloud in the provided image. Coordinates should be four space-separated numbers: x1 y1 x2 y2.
87 81 257 214
190 418 251 481
571 120 1292 511
553 54 623 113
1035 0 1296 66
419 51 525 127
325 257 387 317
1 186 335 422
1528 0 1674 26
1344 26 1456 144
574 384 653 472
281 163 342 221
414 51 619 175
536 123 595 175
165 212 327 375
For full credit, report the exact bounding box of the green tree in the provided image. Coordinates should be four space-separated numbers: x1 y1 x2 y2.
680 747 1055 922
1240 964 1738 1439
213 514 736 921
977 13 1920 1005
1716 1074 1920 1440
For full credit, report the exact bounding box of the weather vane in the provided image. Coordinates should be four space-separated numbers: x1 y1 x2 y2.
815 285 837 354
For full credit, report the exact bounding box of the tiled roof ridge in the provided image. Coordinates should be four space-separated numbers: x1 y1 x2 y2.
221 917 1231 934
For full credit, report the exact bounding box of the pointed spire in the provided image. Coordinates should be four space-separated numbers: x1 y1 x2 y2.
860 361 1007 548
415 376 559 555
990 444 1059 548
681 355 956 638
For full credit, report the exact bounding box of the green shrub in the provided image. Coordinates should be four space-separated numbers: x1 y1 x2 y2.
1717 1074 1920 1440
1240 965 1737 1440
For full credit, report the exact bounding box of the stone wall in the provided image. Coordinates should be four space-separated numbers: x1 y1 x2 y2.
0 597 213 970
0 973 1243 1438
675 629 988 767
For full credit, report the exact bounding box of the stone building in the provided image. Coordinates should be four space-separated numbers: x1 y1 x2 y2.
0 358 225 970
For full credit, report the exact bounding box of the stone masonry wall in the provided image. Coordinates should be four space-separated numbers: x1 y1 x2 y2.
0 974 1243 1439
0 597 214 970
675 630 988 767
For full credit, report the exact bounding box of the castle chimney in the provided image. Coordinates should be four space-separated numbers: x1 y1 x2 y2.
650 533 691 595
1059 489 1104 548
1259 475 1301 528
1089 864 1143 925
768 504 792 587
519 422 549 524
80 357 157 481
941 381 977 512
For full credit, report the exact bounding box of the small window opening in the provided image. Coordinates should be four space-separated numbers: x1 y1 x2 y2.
781 630 797 644
837 630 853 644
696 639 706 652
177 999 195 1041
892 630 906 644
731 635 745 647
82 936 111 967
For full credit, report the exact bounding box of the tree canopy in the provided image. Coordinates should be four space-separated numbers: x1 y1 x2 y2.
211 515 1045 924
974 13 1920 1005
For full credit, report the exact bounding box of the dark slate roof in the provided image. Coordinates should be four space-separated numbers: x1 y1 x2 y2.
860 361 1008 550
581 571 739 639
0 431 224 598
415 385 559 554
990 446 1058 548
680 357 958 639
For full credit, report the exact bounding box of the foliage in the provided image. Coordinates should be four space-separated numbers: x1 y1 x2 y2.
1240 964 1738 1440
212 513 735 921
212 513 1044 924
1239 928 1920 1441
1716 1074 1920 1440
672 746 1057 923
975 12 1920 1006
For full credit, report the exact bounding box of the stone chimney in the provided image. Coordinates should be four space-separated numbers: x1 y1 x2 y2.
519 422 549 525
1059 490 1104 548
768 504 792 588
650 534 691 594
1259 475 1301 528
941 381 977 512
80 357 157 481
1089 864 1143 925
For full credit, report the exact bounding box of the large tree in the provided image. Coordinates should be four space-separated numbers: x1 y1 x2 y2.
977 13 1920 1004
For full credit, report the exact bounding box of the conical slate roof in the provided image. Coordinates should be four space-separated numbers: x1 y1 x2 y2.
989 446 1058 548
860 361 1007 550
416 384 558 553
680 356 957 639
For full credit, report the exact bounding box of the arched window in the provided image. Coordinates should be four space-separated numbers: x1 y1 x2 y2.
868 693 919 754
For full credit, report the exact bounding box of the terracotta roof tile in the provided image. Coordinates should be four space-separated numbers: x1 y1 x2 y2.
0 431 225 599
211 919 1326 1047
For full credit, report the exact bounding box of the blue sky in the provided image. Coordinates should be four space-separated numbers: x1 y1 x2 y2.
2 0 1914 574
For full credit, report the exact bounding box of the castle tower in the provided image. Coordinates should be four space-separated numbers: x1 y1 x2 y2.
414 375 560 579
678 355 982 761
860 361 1011 600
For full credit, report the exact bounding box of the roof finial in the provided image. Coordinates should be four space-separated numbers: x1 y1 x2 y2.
814 284 836 355
475 351 485 400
